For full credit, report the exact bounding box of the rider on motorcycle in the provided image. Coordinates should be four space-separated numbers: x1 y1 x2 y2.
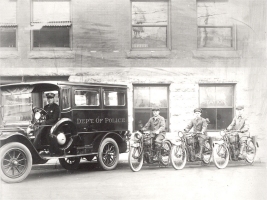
142 107 166 161
226 105 249 159
184 108 208 159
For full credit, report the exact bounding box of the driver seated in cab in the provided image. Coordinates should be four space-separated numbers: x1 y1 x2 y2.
33 93 60 152
141 107 166 161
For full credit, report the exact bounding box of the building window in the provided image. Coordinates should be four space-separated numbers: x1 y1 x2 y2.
197 1 236 50
133 85 169 131
131 1 169 49
31 0 71 50
0 0 17 49
199 85 234 130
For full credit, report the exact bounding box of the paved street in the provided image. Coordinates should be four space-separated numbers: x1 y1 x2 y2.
0 153 266 200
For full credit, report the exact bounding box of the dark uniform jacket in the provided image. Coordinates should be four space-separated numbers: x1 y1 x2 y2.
143 115 166 134
184 117 208 134
44 103 60 125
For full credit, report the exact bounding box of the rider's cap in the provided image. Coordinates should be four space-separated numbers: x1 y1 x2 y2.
236 105 244 110
194 108 202 113
152 107 160 111
46 93 55 98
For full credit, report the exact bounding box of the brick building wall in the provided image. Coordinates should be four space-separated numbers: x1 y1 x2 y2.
0 0 266 160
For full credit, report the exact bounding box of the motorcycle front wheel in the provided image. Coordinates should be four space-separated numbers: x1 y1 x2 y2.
245 140 256 164
213 144 229 169
128 146 143 172
170 145 187 170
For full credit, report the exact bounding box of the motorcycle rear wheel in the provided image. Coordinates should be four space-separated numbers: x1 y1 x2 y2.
159 141 171 166
245 140 256 164
170 145 187 170
129 147 143 172
213 144 229 169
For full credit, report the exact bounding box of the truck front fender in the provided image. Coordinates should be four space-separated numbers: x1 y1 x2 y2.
0 133 47 164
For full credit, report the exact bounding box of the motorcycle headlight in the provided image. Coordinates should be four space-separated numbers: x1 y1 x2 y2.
220 131 226 136
34 112 41 120
134 132 142 140
178 131 183 138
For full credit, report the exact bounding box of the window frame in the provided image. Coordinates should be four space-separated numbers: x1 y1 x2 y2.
197 25 237 51
133 84 170 131
74 89 101 107
0 26 17 50
199 83 236 131
130 0 170 51
30 0 72 51
102 90 127 107
61 87 71 111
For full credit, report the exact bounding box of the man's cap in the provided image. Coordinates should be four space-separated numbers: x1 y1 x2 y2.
46 93 55 98
194 108 202 113
236 105 244 110
152 107 160 111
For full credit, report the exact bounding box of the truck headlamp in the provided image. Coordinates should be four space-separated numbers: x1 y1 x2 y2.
134 132 142 140
178 131 183 138
34 112 41 120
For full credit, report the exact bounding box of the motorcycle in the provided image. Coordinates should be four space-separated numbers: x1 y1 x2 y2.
213 130 258 169
128 130 172 172
170 132 212 170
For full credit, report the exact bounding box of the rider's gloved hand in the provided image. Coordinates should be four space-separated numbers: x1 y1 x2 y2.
154 130 160 135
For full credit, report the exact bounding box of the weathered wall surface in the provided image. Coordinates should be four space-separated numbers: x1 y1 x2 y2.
0 0 266 160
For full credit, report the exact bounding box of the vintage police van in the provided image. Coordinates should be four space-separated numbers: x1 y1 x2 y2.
0 81 129 183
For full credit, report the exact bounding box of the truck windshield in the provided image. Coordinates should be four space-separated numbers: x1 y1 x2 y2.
1 93 32 125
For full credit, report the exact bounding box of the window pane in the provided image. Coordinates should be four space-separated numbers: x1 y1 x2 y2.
33 1 70 22
201 108 216 130
33 27 70 48
75 90 99 106
134 87 150 108
104 91 125 106
0 0 16 24
199 86 216 107
132 2 167 25
62 89 70 109
2 93 32 123
0 28 16 47
133 86 169 131
150 87 168 107
197 2 230 26
134 109 150 131
132 27 167 48
216 86 233 107
217 108 233 130
198 27 232 48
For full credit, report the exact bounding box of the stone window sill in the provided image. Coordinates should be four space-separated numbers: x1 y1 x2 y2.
0 51 19 59
192 50 242 59
28 51 74 59
126 50 171 59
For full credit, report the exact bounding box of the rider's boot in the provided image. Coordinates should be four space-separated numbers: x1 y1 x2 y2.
196 146 203 160
238 144 245 159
